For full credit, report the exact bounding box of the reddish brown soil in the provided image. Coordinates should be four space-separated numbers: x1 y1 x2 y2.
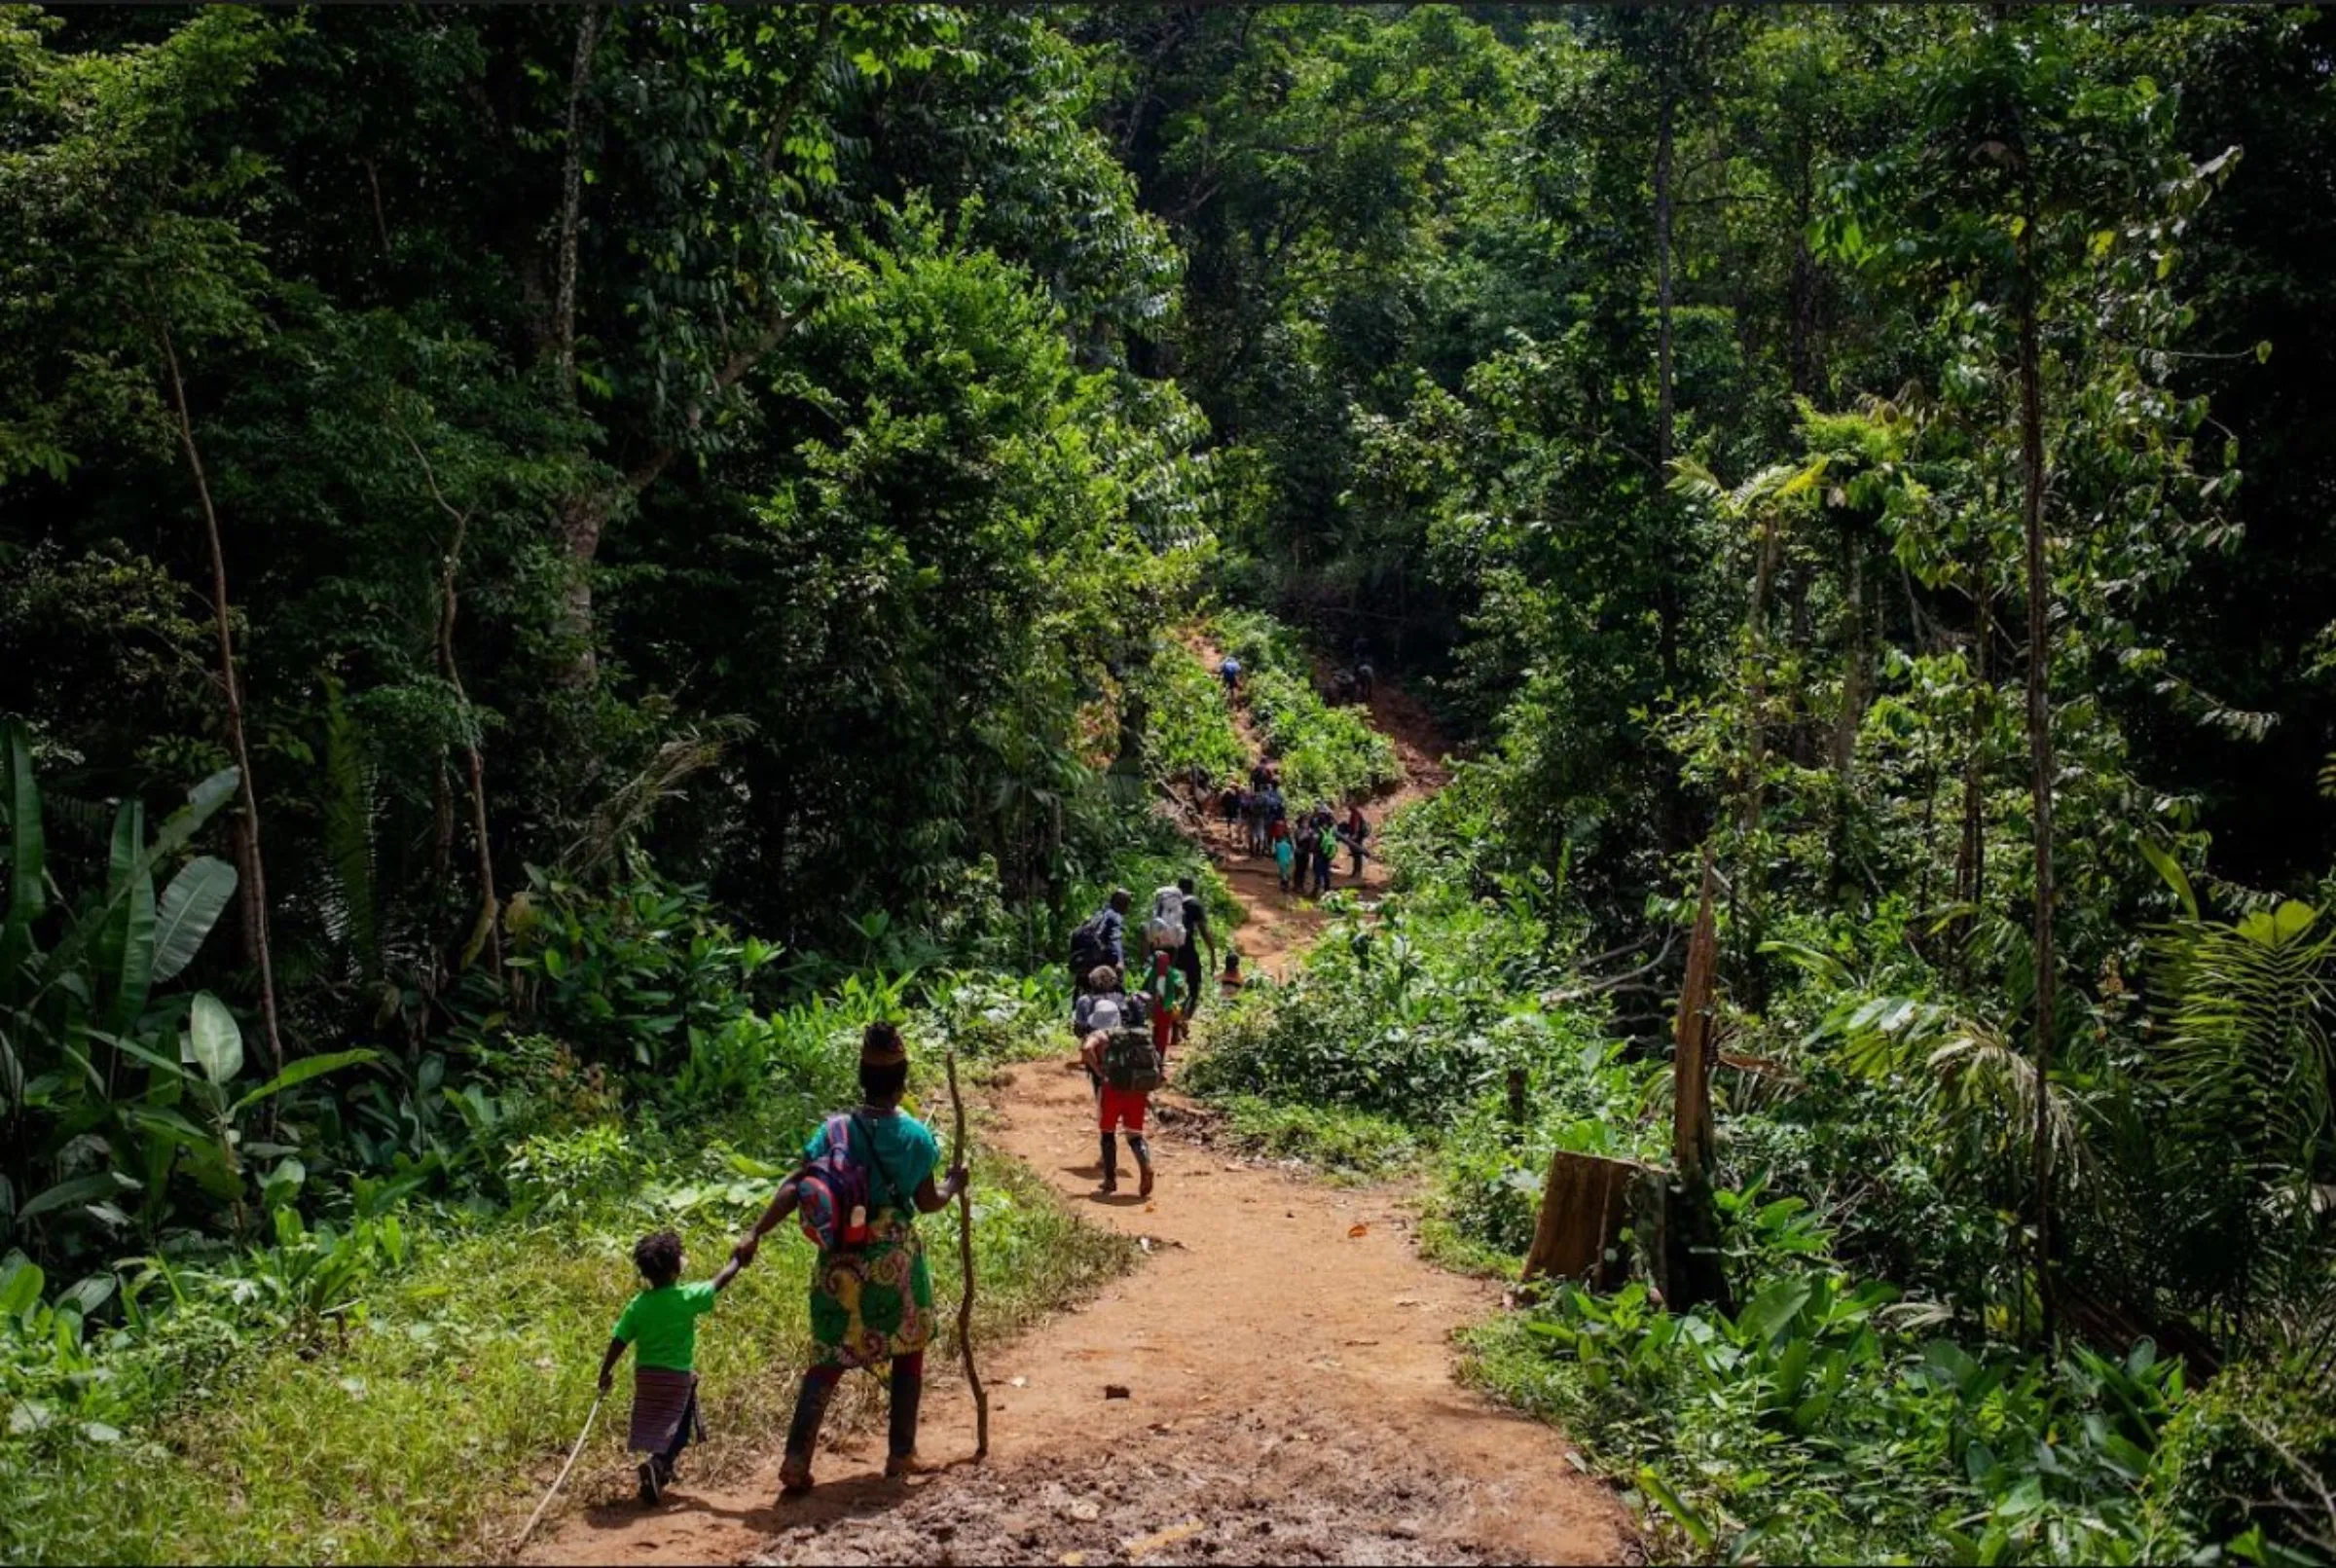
522 658 1629 1568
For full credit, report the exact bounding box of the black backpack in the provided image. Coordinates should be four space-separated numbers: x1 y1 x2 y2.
1069 911 1113 973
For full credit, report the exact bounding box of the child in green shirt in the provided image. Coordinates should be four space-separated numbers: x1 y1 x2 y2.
598 1230 743 1504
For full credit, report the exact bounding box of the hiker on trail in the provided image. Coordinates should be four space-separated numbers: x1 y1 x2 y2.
1173 875 1216 1029
1250 758 1271 792
1220 654 1242 698
1219 949 1247 998
1143 947 1189 1064
1079 1012 1160 1198
1186 762 1214 813
731 1023 968 1495
1263 782 1286 828
599 1230 743 1505
1068 888 1132 997
1072 966 1143 1101
1355 658 1374 704
1241 787 1266 856
1341 804 1370 877
1220 781 1244 831
1073 965 1136 1046
1273 825 1296 895
1312 818 1337 897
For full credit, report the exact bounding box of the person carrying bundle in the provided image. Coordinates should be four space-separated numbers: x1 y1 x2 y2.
1071 966 1144 1100
730 1023 968 1496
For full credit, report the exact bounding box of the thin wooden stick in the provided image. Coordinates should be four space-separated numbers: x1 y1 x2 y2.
944 1049 989 1458
511 1391 602 1554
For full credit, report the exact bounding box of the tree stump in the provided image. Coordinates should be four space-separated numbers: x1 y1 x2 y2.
1520 1150 1648 1291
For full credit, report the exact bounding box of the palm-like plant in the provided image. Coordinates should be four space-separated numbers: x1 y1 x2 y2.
2146 895 2334 1334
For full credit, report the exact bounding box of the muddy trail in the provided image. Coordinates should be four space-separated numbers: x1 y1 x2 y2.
527 664 1628 1568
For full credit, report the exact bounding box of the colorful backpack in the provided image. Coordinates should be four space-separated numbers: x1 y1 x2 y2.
793 1112 896 1253
1102 1027 1163 1092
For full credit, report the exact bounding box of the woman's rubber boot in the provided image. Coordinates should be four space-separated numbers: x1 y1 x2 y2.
780 1367 839 1498
884 1354 925 1477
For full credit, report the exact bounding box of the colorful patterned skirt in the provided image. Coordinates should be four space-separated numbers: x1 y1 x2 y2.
808 1211 934 1369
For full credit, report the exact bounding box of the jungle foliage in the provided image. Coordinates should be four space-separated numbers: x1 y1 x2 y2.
5 3 2336 1562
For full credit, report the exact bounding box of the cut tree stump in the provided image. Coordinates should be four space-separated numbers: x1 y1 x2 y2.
1520 1150 1649 1291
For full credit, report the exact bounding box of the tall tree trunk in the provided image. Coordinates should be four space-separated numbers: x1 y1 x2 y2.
1740 510 1780 835
1649 71 1686 856
403 430 504 982
1954 573 1991 990
2015 158 2059 1345
554 6 605 404
1655 91 1676 470
1831 517 1872 892
160 327 285 1077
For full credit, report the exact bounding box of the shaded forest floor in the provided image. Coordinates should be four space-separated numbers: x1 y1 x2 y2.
525 665 1627 1568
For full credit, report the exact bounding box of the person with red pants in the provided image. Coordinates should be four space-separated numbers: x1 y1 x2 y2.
1080 1025 1156 1197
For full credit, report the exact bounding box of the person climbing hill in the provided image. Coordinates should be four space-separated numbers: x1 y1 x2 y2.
1068 889 1131 996
1079 1011 1161 1197
1341 803 1370 878
1173 875 1216 1029
730 1023 968 1496
1142 947 1189 1062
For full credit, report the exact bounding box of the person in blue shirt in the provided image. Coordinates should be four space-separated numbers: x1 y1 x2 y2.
1067 888 1132 997
1220 655 1242 697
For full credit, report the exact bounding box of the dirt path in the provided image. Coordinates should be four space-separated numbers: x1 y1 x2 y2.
527 664 1628 1568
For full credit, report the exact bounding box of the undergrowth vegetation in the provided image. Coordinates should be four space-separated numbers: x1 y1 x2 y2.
1192 763 2336 1565
0 957 1135 1565
1212 609 1399 803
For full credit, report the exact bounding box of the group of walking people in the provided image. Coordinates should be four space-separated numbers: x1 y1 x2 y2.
1060 878 1245 1198
1216 758 1370 899
589 648 1396 1513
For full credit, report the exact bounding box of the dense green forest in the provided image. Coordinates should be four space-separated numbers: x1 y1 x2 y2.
3 4 2333 1563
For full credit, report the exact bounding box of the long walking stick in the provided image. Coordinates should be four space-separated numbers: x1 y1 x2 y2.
510 1391 602 1554
944 1048 990 1458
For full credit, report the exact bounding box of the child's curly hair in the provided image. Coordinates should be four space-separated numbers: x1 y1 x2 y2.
633 1229 683 1286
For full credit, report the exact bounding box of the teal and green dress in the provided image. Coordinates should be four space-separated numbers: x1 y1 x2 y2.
801 1109 940 1368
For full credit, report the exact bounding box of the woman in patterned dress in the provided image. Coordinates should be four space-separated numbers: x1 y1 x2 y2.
732 1023 967 1495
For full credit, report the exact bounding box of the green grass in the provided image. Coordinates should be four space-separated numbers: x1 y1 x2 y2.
0 1112 1131 1565
1217 1095 1422 1183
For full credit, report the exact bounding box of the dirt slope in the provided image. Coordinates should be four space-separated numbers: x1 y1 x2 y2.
525 665 1629 1568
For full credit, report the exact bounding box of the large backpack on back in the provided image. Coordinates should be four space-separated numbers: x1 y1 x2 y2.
1069 910 1114 974
792 1112 898 1253
1102 1027 1163 1093
1079 992 1125 1035
1145 884 1186 951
